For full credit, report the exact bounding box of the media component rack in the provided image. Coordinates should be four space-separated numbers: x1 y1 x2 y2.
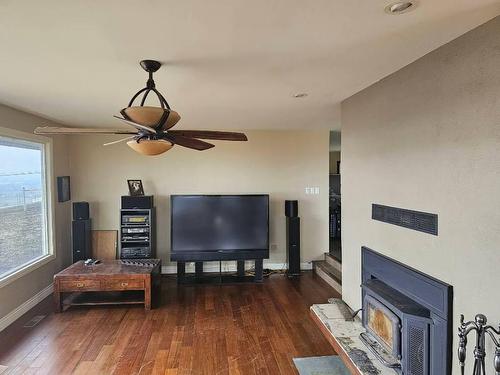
120 198 156 259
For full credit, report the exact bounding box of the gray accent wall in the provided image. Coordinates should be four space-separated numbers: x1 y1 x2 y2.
341 16 500 374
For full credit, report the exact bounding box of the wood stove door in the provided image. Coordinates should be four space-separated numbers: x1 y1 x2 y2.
363 294 401 359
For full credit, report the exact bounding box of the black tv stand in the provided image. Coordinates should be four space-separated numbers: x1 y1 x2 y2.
176 259 264 284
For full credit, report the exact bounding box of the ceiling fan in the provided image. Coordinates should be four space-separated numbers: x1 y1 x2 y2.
34 60 248 155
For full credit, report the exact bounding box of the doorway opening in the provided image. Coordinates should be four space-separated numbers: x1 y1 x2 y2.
312 131 342 295
329 131 341 262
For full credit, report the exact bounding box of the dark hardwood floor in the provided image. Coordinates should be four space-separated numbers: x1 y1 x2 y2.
0 272 338 375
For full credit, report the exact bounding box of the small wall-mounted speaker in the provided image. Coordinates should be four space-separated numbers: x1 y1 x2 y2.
72 202 89 220
285 200 298 217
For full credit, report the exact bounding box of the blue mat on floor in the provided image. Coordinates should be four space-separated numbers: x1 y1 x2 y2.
293 355 350 375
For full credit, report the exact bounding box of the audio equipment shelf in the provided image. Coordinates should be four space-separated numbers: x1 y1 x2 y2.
120 208 156 259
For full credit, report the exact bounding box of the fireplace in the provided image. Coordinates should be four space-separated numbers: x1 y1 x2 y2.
360 247 453 375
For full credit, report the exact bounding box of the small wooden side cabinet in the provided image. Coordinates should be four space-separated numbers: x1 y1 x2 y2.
53 259 161 312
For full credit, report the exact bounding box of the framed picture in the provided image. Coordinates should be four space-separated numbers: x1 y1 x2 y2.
127 179 144 196
57 176 71 202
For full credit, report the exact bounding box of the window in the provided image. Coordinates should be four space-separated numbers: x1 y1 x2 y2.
0 131 53 284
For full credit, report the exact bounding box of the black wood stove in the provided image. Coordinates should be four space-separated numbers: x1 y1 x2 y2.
360 247 453 375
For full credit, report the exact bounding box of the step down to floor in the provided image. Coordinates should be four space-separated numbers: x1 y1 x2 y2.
313 258 342 295
324 252 341 273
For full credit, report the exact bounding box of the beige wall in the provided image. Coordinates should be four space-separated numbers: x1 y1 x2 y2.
0 105 71 320
68 130 330 267
341 16 500 372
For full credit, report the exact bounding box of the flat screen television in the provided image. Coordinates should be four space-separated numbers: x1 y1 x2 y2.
170 195 269 262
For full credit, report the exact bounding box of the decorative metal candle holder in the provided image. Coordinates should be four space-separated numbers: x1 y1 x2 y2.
458 314 500 375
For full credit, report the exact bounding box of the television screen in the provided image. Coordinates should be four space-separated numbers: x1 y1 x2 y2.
170 195 269 261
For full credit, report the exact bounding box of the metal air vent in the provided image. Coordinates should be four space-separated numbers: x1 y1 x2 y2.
372 204 438 235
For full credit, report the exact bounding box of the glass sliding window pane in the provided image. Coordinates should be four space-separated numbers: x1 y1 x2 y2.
0 136 47 278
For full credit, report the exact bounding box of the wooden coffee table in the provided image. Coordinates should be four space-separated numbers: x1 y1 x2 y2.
53 259 161 312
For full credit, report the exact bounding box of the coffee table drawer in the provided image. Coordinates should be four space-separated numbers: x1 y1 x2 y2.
103 279 144 290
60 279 101 291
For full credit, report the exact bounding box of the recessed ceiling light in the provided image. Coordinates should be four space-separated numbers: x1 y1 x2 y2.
293 93 308 98
384 1 417 15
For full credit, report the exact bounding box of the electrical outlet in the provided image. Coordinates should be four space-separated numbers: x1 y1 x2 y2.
270 244 277 250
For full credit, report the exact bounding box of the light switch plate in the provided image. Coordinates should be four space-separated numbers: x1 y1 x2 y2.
305 187 320 195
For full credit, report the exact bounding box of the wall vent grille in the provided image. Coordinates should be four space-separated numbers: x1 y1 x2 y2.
372 204 438 235
408 326 425 375
23 315 46 328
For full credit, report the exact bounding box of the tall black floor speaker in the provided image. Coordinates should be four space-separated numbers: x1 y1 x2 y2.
285 200 300 277
72 202 91 262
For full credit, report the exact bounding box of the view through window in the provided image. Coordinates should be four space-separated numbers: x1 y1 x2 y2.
0 136 48 279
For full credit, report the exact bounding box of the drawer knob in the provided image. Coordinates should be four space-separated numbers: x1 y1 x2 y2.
121 282 128 287
76 282 84 288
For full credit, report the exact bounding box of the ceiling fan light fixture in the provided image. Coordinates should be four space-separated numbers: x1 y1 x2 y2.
121 106 181 129
37 59 247 155
126 139 174 156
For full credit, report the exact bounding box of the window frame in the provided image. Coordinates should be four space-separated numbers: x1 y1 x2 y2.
0 126 56 288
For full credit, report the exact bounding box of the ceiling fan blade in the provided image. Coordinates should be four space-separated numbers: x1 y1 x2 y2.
35 126 136 135
103 136 136 146
113 115 156 134
167 134 215 151
168 130 248 141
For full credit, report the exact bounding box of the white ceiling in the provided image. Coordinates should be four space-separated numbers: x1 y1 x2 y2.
0 1 498 130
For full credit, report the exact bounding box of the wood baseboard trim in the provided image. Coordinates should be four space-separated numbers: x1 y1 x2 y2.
0 284 53 333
